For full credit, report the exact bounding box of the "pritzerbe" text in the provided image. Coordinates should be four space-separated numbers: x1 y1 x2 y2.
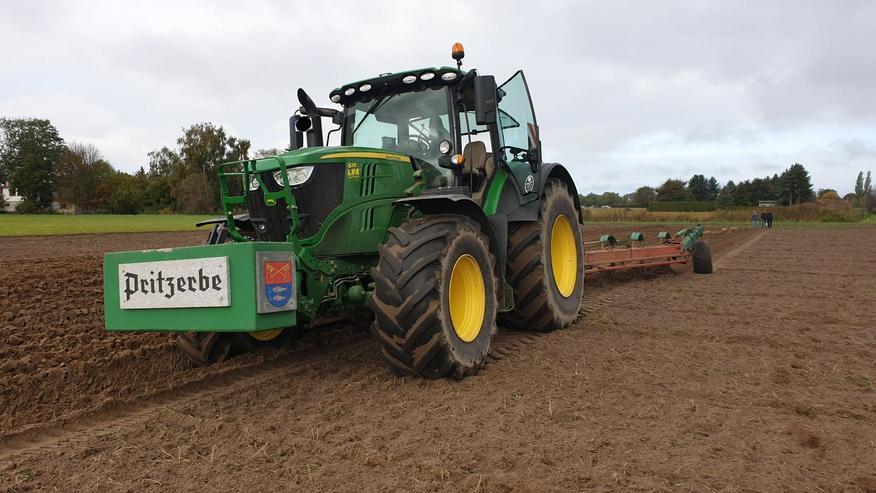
123 268 222 301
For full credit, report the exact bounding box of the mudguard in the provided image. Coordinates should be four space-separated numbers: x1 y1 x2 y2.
394 194 506 280
540 163 582 223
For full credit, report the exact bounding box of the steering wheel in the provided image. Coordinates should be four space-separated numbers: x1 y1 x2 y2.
415 134 431 155
500 145 529 160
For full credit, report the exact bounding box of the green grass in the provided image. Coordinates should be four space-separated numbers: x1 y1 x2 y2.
0 214 215 236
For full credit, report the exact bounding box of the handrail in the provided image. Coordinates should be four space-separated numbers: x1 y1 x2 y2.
216 156 301 246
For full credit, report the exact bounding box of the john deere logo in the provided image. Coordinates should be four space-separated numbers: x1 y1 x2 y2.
524 175 535 193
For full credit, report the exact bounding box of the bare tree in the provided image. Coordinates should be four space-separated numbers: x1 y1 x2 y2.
55 142 116 212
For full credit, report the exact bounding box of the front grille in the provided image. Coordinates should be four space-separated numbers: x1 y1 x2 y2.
245 163 345 241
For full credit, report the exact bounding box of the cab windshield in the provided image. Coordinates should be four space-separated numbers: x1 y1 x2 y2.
342 87 453 171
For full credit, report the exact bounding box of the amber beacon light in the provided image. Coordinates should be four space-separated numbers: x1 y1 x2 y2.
452 42 465 68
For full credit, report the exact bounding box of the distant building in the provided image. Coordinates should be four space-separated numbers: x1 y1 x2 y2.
1 181 72 213
758 200 779 207
1 182 23 212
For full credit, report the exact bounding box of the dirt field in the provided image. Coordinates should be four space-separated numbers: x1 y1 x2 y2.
1 225 874 491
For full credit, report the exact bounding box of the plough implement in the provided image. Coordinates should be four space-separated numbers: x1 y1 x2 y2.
584 225 712 275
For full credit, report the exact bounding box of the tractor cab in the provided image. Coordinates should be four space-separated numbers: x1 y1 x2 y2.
291 45 542 204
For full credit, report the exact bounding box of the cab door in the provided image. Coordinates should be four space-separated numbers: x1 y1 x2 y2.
497 70 540 203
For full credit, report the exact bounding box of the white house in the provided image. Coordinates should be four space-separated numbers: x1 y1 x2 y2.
1 182 24 212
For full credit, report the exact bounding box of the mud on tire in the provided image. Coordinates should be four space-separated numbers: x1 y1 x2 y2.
176 331 234 366
501 178 584 332
369 214 497 379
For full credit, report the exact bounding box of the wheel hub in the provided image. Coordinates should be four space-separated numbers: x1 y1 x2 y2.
550 214 578 297
448 254 485 342
249 328 284 342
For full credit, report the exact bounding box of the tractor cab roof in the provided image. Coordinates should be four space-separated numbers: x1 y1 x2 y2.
330 66 468 106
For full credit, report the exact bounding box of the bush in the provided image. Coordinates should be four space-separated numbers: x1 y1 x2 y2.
15 199 51 214
648 201 717 212
716 204 859 222
583 208 715 223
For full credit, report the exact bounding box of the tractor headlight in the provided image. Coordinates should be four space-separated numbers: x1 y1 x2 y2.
438 139 452 155
273 166 314 187
248 175 260 191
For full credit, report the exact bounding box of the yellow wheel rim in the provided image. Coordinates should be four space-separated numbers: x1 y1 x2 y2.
550 214 578 297
448 254 486 343
249 328 284 342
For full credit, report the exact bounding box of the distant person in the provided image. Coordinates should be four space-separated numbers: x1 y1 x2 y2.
751 211 759 228
761 211 768 229
766 210 774 229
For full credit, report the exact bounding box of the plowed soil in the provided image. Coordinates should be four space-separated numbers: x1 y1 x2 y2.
2 225 874 491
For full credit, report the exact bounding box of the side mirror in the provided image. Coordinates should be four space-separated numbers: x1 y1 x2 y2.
295 115 312 132
289 115 304 150
473 75 497 125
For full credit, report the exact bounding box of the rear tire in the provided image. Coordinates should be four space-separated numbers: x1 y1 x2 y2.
501 179 584 332
370 214 497 379
692 240 713 274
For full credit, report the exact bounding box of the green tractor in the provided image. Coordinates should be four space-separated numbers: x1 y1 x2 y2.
104 45 585 378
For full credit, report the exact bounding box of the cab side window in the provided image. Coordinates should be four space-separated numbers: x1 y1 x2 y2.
497 71 536 163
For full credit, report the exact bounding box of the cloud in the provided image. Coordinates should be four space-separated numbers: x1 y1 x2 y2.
1 0 874 194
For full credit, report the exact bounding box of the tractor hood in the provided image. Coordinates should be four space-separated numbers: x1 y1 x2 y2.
217 144 419 244
250 146 412 173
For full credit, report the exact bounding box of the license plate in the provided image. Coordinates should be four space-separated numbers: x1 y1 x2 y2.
119 257 230 309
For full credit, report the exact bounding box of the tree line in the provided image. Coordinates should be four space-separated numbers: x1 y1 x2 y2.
581 165 873 211
0 117 279 214
1 116 872 214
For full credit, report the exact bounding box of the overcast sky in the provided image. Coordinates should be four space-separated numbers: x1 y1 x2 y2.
2 0 874 195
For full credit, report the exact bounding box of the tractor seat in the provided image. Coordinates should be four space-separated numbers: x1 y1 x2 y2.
461 141 491 175
462 141 497 204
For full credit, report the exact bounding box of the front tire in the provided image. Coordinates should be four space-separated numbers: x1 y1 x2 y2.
370 214 497 379
176 331 234 366
502 179 584 331
176 224 292 365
